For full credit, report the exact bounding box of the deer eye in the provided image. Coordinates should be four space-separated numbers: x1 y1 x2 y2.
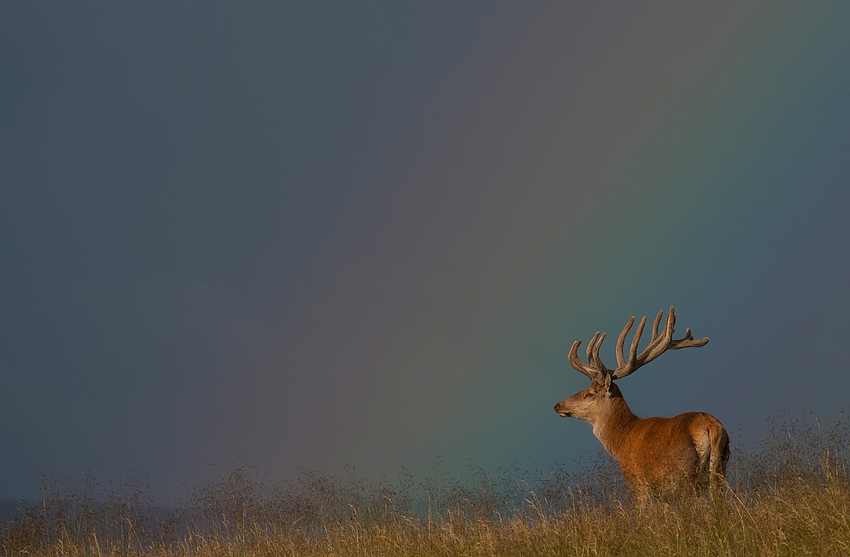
585 392 594 398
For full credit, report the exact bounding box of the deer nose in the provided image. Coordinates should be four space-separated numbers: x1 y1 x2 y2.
554 403 561 412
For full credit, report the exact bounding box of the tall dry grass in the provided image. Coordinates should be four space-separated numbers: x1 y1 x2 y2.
3 413 849 556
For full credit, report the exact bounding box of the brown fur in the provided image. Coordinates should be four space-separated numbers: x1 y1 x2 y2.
555 381 729 502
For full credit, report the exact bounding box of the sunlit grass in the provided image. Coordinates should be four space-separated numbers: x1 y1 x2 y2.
3 413 849 556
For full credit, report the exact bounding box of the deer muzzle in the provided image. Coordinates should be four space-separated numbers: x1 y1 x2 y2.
554 402 572 417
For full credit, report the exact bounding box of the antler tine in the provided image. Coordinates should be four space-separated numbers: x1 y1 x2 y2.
615 317 635 368
612 315 646 379
650 310 663 342
638 306 675 363
641 309 665 353
586 331 600 364
590 332 610 375
670 327 710 349
568 340 600 380
629 315 646 365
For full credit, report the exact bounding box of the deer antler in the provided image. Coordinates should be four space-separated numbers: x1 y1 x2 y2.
568 332 605 382
567 306 709 382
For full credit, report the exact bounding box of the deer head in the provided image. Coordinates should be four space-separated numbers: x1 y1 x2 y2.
554 306 709 425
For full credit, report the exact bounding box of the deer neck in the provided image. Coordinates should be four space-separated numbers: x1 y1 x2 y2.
591 397 638 460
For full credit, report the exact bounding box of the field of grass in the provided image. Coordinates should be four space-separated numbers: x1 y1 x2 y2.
3 413 849 556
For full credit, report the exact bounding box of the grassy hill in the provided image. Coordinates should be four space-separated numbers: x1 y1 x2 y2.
3 413 848 556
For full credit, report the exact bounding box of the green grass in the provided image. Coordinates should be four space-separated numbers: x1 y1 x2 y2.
3 413 849 556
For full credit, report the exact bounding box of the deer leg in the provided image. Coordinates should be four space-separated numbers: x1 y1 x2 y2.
708 426 730 502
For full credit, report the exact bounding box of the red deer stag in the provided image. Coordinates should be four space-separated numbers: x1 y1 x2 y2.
554 306 729 502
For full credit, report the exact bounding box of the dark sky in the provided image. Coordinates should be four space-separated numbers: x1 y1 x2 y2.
2 2 850 504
